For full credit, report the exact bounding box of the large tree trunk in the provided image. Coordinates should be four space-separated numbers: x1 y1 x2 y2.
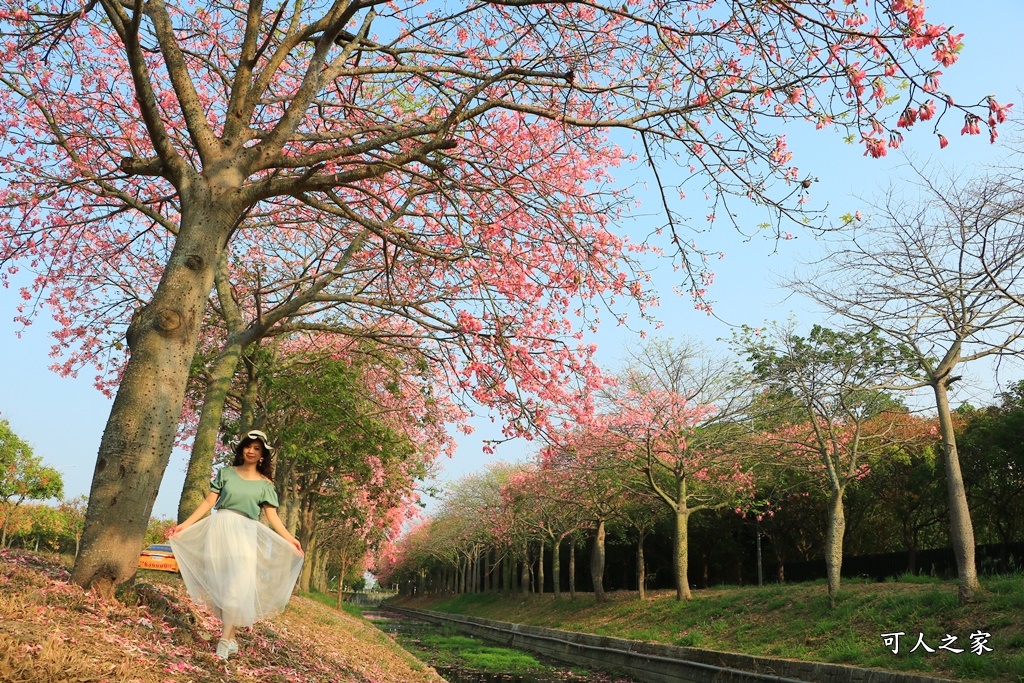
298 525 319 592
72 200 233 595
313 545 329 593
277 461 301 536
673 508 692 601
296 494 319 592
552 536 562 600
590 519 606 604
520 545 529 596
176 338 244 522
933 380 980 604
825 486 846 609
637 530 646 601
537 539 545 595
484 549 491 593
569 541 576 600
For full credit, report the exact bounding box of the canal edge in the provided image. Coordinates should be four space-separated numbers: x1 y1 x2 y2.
384 605 959 683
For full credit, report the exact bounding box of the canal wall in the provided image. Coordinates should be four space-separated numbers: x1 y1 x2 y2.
341 590 396 606
386 606 958 683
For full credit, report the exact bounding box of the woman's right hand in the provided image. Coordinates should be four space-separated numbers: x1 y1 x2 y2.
170 491 219 539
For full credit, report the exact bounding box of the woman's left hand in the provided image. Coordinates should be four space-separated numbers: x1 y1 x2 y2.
290 538 304 557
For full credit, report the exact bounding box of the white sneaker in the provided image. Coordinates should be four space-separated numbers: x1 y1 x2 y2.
227 639 239 656
215 639 232 659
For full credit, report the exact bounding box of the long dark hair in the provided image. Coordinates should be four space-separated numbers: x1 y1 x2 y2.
233 436 275 480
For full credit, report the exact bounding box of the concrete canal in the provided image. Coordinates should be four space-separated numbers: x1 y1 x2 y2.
363 608 641 683
374 606 964 683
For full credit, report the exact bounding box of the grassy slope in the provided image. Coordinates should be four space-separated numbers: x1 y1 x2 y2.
0 549 443 683
399 575 1024 683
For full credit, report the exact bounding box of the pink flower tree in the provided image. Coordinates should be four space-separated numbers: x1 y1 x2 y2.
375 518 441 597
0 0 1004 594
430 468 512 596
737 323 912 607
448 463 526 595
175 141 621 520
388 461 523 596
541 428 635 604
485 461 546 597
600 340 755 601
503 462 591 599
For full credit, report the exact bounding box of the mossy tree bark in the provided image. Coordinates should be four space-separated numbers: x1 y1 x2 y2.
72 191 238 596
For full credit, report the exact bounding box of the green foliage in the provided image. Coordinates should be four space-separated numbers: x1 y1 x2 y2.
0 501 87 552
0 418 63 503
249 346 439 588
955 383 1024 550
0 419 64 547
144 517 175 547
265 349 427 506
738 323 912 419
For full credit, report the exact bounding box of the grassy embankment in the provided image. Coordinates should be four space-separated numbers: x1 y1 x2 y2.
0 549 443 683
399 574 1024 683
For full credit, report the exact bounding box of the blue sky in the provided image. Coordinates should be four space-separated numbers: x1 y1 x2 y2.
2 0 1022 519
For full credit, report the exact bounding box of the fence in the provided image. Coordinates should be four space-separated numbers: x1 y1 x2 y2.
779 542 1024 584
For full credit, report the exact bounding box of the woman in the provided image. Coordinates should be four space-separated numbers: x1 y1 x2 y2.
168 430 304 660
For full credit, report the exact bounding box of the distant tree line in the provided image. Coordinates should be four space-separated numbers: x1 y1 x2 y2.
377 378 1024 604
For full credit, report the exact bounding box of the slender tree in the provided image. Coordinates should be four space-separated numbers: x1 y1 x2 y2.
792 173 1024 603
59 495 89 559
617 489 665 600
738 323 911 607
602 339 755 600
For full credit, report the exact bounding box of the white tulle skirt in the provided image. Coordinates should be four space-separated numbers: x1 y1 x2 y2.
169 509 303 629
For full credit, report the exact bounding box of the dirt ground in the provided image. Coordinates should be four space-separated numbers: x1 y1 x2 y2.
0 549 444 683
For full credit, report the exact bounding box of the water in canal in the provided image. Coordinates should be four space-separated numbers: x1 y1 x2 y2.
364 609 640 683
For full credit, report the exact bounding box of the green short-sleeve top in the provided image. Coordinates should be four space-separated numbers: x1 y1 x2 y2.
210 467 280 520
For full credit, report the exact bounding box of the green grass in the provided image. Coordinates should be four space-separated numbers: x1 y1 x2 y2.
396 629 543 673
399 573 1024 683
896 572 944 584
461 648 540 670
297 588 366 620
